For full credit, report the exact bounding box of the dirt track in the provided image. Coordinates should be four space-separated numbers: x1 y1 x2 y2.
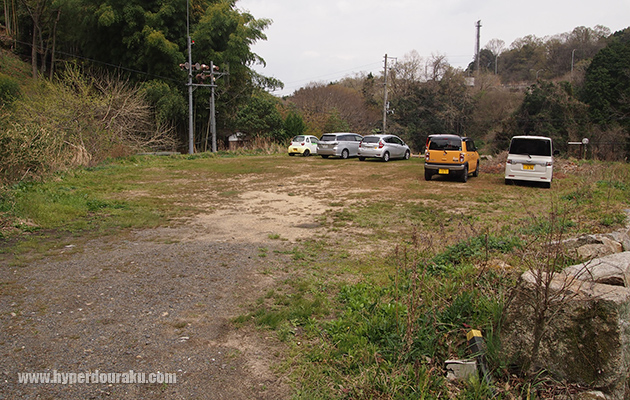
0 187 331 399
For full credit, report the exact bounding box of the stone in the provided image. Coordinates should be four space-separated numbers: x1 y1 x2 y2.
606 229 630 252
445 359 477 381
501 253 630 400
564 251 630 287
576 237 624 260
576 391 610 400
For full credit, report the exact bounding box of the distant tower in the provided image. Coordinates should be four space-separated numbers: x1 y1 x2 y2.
475 20 482 76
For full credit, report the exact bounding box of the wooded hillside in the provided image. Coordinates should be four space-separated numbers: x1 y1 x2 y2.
0 0 629 180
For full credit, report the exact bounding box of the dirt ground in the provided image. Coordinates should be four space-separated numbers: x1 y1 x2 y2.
1 155 605 399
0 187 332 399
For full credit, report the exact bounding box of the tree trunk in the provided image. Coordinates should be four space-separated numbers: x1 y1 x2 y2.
31 23 38 79
49 8 61 80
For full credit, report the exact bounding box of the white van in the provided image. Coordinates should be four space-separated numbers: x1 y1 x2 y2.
505 136 557 188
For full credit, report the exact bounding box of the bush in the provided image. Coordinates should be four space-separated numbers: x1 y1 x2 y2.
0 66 175 184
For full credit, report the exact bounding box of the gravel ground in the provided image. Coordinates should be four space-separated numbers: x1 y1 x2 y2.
0 220 301 399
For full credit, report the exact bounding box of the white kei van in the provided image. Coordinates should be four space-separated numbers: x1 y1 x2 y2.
505 136 557 188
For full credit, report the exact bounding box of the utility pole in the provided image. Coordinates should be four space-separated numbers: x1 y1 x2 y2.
382 54 396 133
186 0 194 154
184 0 227 153
187 38 194 154
382 54 388 134
180 62 227 152
209 62 217 153
475 20 482 78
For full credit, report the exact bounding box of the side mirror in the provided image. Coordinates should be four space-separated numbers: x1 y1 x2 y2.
553 149 560 156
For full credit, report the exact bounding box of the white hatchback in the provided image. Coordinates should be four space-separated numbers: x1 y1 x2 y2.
288 135 319 156
505 135 557 188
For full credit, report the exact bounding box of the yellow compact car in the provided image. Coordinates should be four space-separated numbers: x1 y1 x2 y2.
288 135 319 156
424 134 480 182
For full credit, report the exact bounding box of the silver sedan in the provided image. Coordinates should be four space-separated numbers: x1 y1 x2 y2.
358 134 411 162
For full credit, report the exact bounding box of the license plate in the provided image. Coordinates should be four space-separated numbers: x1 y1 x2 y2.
438 169 449 174
523 164 535 170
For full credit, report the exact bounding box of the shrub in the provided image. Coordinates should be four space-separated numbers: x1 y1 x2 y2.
0 66 175 184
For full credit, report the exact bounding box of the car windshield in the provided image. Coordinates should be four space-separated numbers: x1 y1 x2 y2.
429 137 461 151
320 135 337 142
509 138 551 156
292 136 306 142
362 137 380 144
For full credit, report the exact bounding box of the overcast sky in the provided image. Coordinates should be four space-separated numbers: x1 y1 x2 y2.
236 0 629 96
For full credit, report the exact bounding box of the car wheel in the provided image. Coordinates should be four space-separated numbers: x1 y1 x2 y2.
461 165 468 183
341 149 349 159
359 157 366 161
505 179 512 185
404 150 410 160
303 149 310 157
472 161 479 177
288 153 294 156
321 155 329 159
424 169 433 181
382 152 390 162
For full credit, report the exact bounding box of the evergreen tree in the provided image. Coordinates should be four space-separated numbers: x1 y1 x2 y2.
512 80 589 152
235 91 284 139
323 109 350 133
284 111 306 139
581 27 630 131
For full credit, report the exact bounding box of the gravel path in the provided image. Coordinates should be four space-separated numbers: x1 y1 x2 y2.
1 222 298 399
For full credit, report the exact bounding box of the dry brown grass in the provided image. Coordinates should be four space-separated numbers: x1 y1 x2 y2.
0 66 176 184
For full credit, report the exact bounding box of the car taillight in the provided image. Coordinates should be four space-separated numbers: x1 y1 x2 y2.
378 140 384 149
301 142 305 146
546 161 553 166
459 153 465 163
506 159 512 164
425 152 430 162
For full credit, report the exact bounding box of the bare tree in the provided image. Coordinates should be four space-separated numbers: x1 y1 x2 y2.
485 38 505 57
425 53 449 82
515 203 589 373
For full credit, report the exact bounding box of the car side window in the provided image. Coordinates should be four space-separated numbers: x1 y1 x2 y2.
355 135 362 142
466 139 476 151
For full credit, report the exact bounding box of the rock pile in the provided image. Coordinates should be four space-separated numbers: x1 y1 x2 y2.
501 210 630 400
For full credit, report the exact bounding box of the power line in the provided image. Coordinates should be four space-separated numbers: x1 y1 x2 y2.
10 38 181 84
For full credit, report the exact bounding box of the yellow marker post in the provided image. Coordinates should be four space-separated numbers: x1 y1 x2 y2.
467 329 492 385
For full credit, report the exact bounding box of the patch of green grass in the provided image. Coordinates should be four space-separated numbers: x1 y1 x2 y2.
237 279 330 331
599 210 628 227
430 234 524 270
276 247 513 399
